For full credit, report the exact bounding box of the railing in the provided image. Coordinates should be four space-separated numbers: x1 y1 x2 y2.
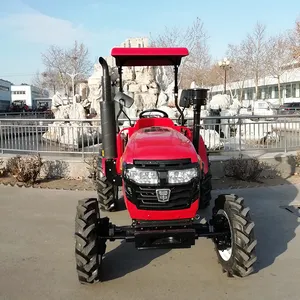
0 114 300 157
0 111 53 119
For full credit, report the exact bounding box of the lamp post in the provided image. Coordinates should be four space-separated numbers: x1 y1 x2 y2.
66 55 80 104
218 58 231 95
66 72 79 98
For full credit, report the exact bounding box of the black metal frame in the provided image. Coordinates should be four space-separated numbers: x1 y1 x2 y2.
97 217 230 250
103 159 122 186
116 61 185 126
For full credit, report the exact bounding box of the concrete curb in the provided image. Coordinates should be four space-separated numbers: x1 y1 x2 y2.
0 181 95 191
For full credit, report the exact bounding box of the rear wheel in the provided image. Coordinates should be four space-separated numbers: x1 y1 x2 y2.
212 194 257 277
75 198 107 284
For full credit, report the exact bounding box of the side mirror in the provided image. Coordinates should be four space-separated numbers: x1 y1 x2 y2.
114 91 134 108
179 89 190 108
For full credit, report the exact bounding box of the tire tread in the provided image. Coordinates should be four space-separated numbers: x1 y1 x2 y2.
213 194 257 277
75 198 104 284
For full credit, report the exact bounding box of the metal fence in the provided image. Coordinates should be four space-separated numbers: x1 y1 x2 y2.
0 111 53 119
0 115 300 157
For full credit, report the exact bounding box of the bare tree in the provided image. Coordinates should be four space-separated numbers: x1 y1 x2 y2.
265 32 295 104
226 42 251 101
150 17 211 88
242 22 268 102
290 19 300 59
40 41 93 97
182 39 211 87
203 63 223 97
32 69 63 96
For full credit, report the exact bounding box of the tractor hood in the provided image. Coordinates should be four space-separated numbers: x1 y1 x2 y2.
122 126 198 164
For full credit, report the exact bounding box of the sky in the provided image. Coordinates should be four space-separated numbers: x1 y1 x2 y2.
0 0 299 85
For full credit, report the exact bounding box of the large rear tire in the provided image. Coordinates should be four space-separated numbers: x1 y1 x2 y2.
212 194 257 277
75 198 107 284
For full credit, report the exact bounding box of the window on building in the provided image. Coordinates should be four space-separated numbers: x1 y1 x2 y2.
286 84 291 98
241 90 246 100
257 87 263 99
292 83 297 97
248 88 254 100
274 86 279 99
270 86 274 98
0 85 9 91
296 83 300 98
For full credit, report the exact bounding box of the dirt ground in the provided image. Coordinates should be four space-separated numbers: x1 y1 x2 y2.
1 173 300 191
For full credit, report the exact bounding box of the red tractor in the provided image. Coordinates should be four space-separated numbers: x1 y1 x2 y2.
74 47 257 284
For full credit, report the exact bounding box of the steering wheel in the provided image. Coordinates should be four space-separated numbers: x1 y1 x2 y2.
139 109 169 119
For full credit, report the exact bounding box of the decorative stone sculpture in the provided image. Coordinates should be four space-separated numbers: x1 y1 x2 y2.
42 92 99 148
42 56 192 149
51 92 66 119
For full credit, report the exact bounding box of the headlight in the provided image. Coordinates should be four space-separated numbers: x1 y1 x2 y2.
168 168 198 184
125 167 159 185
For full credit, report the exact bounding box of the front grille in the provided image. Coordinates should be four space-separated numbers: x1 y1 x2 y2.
133 158 192 170
124 159 200 210
125 180 199 210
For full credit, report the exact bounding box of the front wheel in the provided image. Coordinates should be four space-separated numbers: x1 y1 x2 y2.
212 194 257 277
75 198 107 284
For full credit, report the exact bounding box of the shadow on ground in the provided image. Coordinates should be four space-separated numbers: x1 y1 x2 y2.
252 186 299 273
101 241 170 281
215 154 299 275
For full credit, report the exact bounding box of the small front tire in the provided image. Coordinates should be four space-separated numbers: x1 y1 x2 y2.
75 198 107 284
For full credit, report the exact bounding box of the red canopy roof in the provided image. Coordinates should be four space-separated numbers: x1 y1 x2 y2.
111 47 189 67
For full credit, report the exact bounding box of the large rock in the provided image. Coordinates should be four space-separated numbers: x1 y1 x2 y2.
128 84 141 93
44 54 197 150
42 101 100 148
58 122 99 148
209 94 230 110
199 129 223 150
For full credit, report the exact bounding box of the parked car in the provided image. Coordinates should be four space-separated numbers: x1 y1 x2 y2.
35 101 49 112
278 102 300 114
8 100 31 113
239 100 277 120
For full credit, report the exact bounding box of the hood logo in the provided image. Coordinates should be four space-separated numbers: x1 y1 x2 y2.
156 189 171 202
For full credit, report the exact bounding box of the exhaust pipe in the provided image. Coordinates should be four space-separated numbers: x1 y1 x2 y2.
189 88 208 150
99 57 117 159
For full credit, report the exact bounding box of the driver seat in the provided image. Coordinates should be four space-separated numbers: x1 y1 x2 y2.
126 117 175 137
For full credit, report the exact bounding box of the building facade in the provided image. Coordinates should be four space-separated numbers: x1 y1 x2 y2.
0 79 13 112
11 84 46 109
210 64 300 107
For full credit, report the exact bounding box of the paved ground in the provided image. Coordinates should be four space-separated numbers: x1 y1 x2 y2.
0 184 299 300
